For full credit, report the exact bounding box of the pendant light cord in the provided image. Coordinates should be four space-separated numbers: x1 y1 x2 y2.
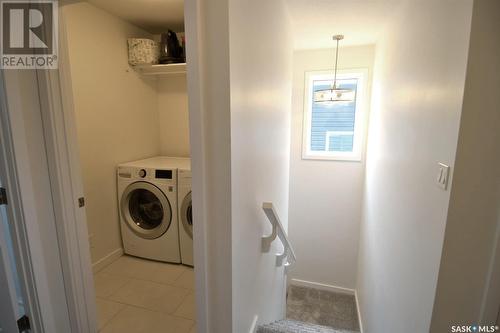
333 37 339 89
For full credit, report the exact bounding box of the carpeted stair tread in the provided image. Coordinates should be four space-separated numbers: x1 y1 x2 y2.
256 319 359 333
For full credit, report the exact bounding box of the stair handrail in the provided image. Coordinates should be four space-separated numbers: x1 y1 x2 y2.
261 202 296 268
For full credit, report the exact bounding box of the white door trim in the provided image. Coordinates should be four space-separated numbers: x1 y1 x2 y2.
184 0 209 331
25 3 105 332
184 0 233 331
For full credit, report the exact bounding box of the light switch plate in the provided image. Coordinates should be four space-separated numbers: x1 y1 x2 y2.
436 163 450 190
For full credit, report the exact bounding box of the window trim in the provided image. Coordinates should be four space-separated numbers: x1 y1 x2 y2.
302 69 369 161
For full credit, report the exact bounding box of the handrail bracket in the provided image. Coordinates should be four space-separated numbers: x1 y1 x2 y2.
260 202 296 268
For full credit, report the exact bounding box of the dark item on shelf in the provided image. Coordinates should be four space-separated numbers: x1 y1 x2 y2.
159 30 184 64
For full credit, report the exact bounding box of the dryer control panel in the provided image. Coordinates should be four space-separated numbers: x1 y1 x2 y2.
155 169 172 179
117 166 176 186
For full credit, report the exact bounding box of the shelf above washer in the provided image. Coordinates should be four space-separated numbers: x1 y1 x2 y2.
133 63 186 76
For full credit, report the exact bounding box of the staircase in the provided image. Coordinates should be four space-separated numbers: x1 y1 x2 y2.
258 203 361 333
257 319 358 333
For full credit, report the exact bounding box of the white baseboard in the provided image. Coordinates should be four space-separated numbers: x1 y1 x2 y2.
249 315 259 333
289 278 355 295
92 248 123 273
355 291 364 333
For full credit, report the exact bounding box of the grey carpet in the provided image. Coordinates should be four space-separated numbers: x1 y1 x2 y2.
286 285 360 332
256 319 358 333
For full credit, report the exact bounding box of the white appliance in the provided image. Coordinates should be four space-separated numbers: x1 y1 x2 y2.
178 166 193 266
117 157 189 263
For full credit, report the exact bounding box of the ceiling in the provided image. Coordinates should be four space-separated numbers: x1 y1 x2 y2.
86 0 401 47
286 0 403 50
87 0 184 33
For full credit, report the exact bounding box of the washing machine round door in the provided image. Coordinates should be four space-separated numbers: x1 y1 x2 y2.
180 191 193 239
121 182 172 239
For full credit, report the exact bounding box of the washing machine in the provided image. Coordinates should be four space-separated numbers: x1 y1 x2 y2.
117 157 189 263
178 166 193 266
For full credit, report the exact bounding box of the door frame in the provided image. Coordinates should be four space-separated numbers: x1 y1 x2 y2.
480 213 500 324
31 3 98 331
184 0 209 331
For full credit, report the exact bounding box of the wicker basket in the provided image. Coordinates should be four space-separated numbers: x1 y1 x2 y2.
128 38 160 65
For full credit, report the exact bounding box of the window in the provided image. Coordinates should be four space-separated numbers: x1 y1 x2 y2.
302 69 368 161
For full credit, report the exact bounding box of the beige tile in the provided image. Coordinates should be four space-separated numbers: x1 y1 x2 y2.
174 293 196 320
101 255 187 285
148 263 186 285
173 268 194 290
96 298 126 331
108 279 190 314
100 256 160 281
190 324 197 333
100 305 193 333
94 272 131 298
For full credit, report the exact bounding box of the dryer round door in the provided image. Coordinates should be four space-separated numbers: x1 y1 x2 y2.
120 181 172 239
180 191 193 239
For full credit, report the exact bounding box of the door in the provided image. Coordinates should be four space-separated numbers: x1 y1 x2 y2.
120 181 173 239
0 187 27 333
181 191 193 239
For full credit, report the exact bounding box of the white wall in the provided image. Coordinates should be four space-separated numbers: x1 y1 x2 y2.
63 2 161 264
158 76 190 157
229 0 293 331
289 46 374 290
356 1 473 332
430 0 500 330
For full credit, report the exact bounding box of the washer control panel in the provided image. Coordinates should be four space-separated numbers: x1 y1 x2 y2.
117 166 176 185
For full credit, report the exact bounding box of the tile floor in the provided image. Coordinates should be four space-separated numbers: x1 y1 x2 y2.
94 255 196 333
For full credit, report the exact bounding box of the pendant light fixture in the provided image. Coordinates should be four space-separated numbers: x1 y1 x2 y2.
314 35 355 104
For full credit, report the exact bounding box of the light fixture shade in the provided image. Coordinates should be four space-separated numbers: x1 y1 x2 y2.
314 88 356 103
